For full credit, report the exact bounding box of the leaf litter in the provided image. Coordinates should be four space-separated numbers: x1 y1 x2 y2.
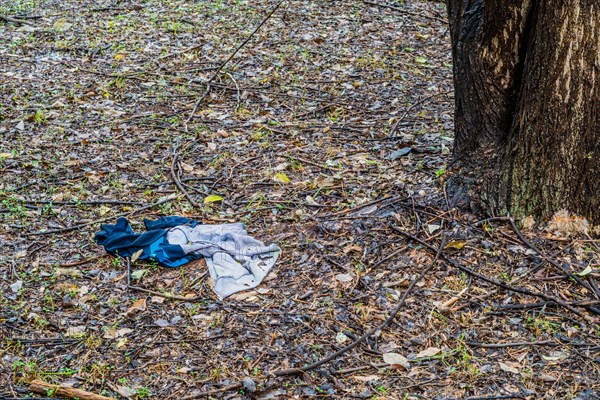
0 0 598 399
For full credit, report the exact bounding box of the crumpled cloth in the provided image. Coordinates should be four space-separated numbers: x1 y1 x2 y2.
95 217 280 299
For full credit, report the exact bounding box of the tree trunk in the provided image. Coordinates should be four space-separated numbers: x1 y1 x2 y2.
447 0 600 225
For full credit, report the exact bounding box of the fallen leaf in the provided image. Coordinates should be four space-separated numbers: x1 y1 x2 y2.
539 374 557 382
542 351 568 361
343 244 362 254
130 269 148 280
416 347 441 358
314 176 335 188
230 291 258 301
352 375 380 382
499 361 520 374
180 162 194 173
131 249 144 263
305 195 320 206
103 326 118 339
445 240 466 250
386 147 412 160
335 273 354 283
125 298 147 317
65 326 86 337
155 318 170 327
117 328 133 337
273 172 290 184
55 268 83 278
382 352 410 370
204 194 224 203
427 224 440 234
575 265 592 276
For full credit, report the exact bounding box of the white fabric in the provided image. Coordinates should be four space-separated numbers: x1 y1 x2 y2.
166 223 280 298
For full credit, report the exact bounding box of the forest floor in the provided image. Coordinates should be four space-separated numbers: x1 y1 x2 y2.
1 1 599 399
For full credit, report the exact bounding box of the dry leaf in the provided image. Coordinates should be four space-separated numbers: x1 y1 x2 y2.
382 352 410 369
352 375 380 382
180 162 194 172
131 249 144 264
65 326 86 337
230 291 258 301
521 215 535 231
335 273 354 283
499 361 520 374
416 347 441 358
445 240 466 250
103 326 118 339
55 268 83 278
273 172 290 184
125 298 147 317
547 209 589 236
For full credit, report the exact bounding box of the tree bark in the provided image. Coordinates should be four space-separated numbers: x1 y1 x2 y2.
447 0 600 225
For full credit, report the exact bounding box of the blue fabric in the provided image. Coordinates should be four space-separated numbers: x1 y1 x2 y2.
94 216 199 267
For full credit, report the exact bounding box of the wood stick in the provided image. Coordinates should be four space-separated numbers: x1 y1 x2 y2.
0 15 35 26
28 379 115 400
391 226 595 323
23 194 180 236
185 0 286 127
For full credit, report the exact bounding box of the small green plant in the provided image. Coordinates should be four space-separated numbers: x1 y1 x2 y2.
33 109 46 124
136 386 151 399
435 165 446 177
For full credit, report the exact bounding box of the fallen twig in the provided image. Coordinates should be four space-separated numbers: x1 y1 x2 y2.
180 383 242 400
23 194 180 236
271 236 447 376
127 285 209 302
0 15 35 26
18 199 146 206
185 0 286 128
391 226 595 323
466 339 596 348
505 217 600 301
171 141 201 208
363 1 448 24
389 90 452 136
28 379 115 400
474 216 600 313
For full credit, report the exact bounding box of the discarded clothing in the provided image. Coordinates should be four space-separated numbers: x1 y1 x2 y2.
95 217 280 299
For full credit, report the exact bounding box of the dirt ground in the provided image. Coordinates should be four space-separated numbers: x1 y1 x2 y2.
1 1 599 399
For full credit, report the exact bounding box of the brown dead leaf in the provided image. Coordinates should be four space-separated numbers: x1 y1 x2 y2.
352 375 380 382
125 298 147 318
382 352 410 370
416 347 441 358
499 361 520 374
